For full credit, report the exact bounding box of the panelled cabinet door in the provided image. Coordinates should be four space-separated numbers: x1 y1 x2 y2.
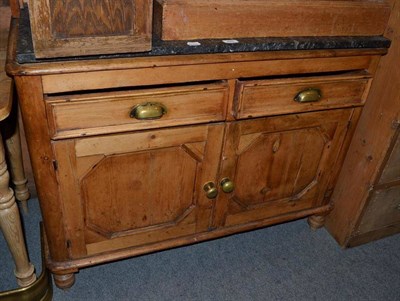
52 124 224 257
28 0 153 58
213 109 354 228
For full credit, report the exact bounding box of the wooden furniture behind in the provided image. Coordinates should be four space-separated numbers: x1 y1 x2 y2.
0 225 53 301
325 0 400 247
154 0 391 40
5 0 26 18
24 0 392 58
1 3 35 287
1 1 30 209
27 0 153 58
0 119 36 287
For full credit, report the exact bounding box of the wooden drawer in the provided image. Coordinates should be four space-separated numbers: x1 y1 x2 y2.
46 82 228 139
234 72 370 119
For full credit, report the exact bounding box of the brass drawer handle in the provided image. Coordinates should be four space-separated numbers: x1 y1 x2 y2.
220 178 234 193
203 182 218 199
130 102 167 120
294 88 322 103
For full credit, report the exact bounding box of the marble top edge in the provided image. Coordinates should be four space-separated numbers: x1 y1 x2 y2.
16 8 391 64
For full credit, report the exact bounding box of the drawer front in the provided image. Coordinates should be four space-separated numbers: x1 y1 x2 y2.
47 82 228 139
234 73 370 119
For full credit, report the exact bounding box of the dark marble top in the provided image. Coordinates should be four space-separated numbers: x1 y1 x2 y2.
16 7 391 64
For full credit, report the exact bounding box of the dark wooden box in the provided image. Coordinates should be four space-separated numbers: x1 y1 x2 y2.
28 0 153 58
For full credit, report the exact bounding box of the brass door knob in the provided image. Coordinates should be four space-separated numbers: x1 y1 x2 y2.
220 178 234 193
203 182 218 199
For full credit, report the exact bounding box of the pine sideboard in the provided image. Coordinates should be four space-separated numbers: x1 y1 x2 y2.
6 3 392 289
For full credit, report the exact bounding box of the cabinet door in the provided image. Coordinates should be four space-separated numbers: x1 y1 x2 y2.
213 109 353 228
53 124 224 257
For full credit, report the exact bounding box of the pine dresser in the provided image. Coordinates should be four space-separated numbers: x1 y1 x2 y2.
6 0 393 288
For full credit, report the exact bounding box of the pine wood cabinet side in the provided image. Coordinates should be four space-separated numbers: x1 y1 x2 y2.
325 0 400 247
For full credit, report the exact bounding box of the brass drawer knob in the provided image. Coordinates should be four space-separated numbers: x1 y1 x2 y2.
130 102 167 120
203 182 218 199
294 88 322 103
220 178 234 193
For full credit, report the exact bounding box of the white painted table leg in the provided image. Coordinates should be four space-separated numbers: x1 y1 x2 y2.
0 132 36 287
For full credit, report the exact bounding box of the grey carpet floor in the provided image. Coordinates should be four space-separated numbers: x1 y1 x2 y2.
0 198 399 301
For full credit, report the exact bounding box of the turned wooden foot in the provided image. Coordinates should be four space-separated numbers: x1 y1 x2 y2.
14 262 36 287
53 273 76 289
0 132 36 287
2 102 30 213
308 214 326 230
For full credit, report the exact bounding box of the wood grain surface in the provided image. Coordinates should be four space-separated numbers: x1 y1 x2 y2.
325 0 400 246
357 186 400 234
28 0 152 58
155 0 391 40
8 5 390 285
379 133 400 184
41 56 375 94
0 131 36 287
234 72 370 119
52 124 224 256
212 109 353 228
15 76 70 261
50 0 134 38
46 82 228 139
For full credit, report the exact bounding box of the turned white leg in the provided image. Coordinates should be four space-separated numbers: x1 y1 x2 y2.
3 111 30 212
0 132 36 287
